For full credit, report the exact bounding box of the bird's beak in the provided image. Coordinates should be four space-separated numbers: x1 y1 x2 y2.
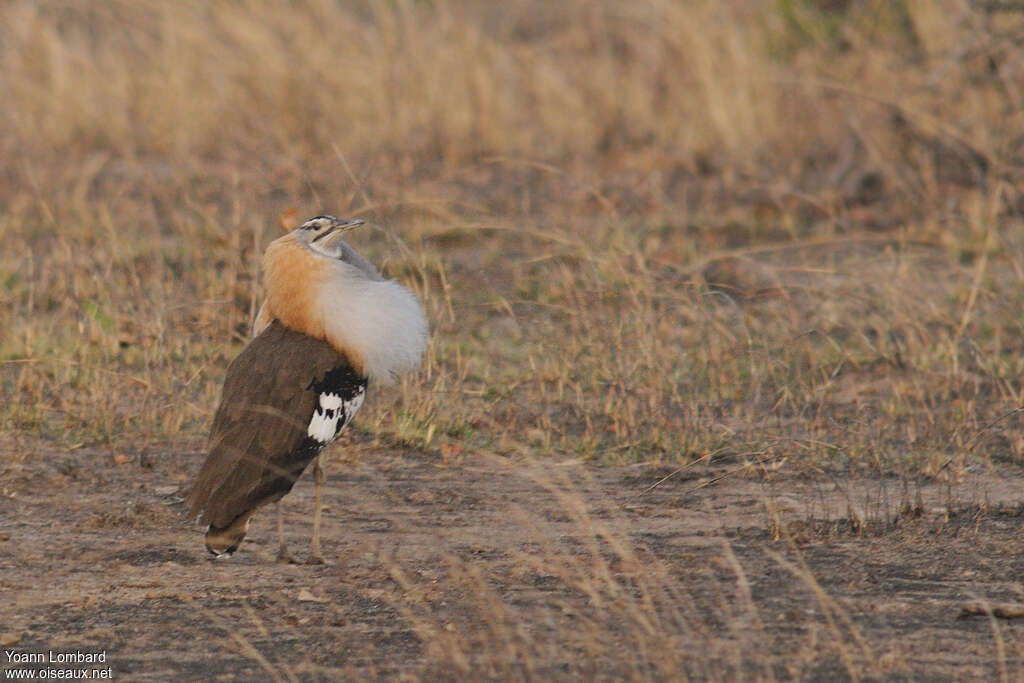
311 218 364 244
338 218 365 231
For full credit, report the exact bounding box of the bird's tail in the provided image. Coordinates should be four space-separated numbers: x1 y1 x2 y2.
204 512 253 558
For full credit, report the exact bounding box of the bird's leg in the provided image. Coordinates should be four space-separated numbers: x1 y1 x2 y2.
275 501 296 564
306 455 327 565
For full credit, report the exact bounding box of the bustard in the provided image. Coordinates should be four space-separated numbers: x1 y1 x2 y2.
186 215 427 563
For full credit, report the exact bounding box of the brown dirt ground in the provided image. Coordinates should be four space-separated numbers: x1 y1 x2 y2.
2 435 1024 681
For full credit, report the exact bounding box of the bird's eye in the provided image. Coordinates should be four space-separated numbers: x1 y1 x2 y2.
300 214 339 231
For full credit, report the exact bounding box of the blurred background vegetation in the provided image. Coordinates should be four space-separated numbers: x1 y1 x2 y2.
1 0 1022 473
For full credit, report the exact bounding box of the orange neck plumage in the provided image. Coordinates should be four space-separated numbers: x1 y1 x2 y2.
261 234 366 374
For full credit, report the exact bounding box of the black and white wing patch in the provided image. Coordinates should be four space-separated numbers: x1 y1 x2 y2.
306 366 367 445
307 386 365 444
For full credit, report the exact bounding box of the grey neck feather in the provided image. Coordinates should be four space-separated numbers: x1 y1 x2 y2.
309 238 385 281
331 241 385 281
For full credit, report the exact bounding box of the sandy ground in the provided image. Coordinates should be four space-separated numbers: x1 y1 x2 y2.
2 436 1024 680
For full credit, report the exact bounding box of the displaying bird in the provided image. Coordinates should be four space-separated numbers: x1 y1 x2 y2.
186 215 428 563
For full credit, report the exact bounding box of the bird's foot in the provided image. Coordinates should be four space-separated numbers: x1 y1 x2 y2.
276 547 298 564
304 553 328 566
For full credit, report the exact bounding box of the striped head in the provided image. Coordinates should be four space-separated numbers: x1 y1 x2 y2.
294 215 364 258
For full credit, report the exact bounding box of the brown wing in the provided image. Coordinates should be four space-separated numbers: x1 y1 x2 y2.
186 321 346 528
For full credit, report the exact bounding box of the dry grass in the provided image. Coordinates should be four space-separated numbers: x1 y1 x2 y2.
2 0 1024 677
3 0 1022 471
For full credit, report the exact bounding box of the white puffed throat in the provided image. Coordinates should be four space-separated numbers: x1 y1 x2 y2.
261 233 428 385
317 261 428 385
